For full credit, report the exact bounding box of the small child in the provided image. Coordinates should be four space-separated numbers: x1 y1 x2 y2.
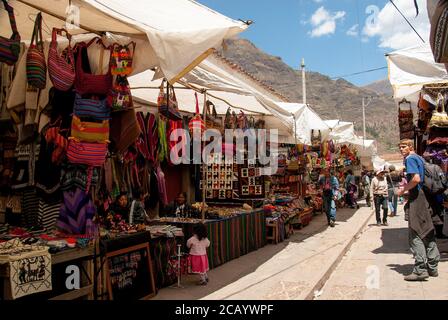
187 223 210 285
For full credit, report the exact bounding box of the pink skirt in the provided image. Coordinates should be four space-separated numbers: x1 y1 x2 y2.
189 255 209 274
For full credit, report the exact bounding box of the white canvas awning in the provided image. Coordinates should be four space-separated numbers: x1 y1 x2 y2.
273 103 331 145
387 44 448 103
1 0 247 82
128 69 296 141
326 120 357 143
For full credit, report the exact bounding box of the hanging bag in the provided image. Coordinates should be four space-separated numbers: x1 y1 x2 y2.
429 93 448 128
74 40 113 96
0 0 21 65
73 93 111 120
158 80 182 120
48 28 75 91
430 0 448 64
398 99 415 139
311 129 321 151
107 75 133 111
71 115 110 143
67 139 108 167
110 42 136 76
188 92 205 137
26 12 47 89
204 100 222 130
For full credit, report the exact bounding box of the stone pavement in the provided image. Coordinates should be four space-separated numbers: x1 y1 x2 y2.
317 204 448 300
152 203 374 300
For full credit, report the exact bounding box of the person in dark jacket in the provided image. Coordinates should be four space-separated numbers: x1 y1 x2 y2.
109 192 130 222
163 192 197 218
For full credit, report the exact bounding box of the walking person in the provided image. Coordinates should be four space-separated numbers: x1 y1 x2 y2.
370 169 389 226
362 171 372 207
387 165 400 217
319 168 339 227
344 170 356 208
397 139 440 281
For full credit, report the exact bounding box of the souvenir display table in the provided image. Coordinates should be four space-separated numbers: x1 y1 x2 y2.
154 208 266 269
0 243 95 300
264 195 314 243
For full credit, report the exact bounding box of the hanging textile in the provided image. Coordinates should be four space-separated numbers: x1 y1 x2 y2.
37 199 61 232
168 119 186 165
156 165 168 206
158 116 168 162
21 188 39 228
57 188 96 235
109 109 141 154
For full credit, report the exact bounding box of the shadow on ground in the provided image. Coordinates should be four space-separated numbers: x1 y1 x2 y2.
387 264 414 276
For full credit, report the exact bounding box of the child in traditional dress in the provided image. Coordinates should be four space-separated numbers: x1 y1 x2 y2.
187 223 210 285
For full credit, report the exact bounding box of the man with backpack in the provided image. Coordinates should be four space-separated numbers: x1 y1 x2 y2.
397 139 440 281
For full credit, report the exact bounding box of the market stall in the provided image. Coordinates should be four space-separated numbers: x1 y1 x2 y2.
0 0 249 300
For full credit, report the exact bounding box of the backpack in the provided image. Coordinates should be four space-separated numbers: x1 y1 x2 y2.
419 156 448 194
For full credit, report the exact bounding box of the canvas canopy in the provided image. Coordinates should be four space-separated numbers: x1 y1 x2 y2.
129 69 296 141
387 44 448 103
326 120 357 143
0 0 247 82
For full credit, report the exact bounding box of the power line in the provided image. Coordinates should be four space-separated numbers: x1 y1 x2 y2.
330 66 388 80
389 0 425 43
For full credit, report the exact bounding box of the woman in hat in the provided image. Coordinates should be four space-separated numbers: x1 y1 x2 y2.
370 168 389 226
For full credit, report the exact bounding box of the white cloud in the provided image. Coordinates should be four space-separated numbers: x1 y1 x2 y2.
362 0 430 50
309 6 346 38
347 24 359 37
313 0 324 3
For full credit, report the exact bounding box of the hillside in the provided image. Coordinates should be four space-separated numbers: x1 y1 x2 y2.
363 79 394 97
218 39 399 153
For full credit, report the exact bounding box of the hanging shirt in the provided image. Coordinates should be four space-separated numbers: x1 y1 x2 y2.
156 165 168 206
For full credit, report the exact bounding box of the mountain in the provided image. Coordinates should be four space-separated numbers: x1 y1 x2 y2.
363 79 393 97
218 38 398 153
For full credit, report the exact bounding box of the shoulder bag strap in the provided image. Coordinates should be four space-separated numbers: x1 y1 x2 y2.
2 0 20 40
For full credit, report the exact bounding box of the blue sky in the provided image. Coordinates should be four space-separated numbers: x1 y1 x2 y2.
198 0 430 86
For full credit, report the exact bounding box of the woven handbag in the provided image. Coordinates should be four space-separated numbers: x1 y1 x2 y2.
430 0 448 63
158 80 182 120
71 115 109 143
0 0 21 66
26 12 47 89
74 94 111 120
107 75 133 111
67 139 108 167
74 40 113 96
188 92 205 137
110 42 136 76
429 93 448 128
48 28 75 91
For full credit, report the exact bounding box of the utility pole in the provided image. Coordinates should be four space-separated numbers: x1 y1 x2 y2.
362 96 373 149
301 58 306 105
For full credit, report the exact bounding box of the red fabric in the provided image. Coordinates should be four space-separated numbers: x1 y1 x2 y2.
74 43 112 96
67 139 107 167
168 119 186 165
48 28 75 91
188 255 209 274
